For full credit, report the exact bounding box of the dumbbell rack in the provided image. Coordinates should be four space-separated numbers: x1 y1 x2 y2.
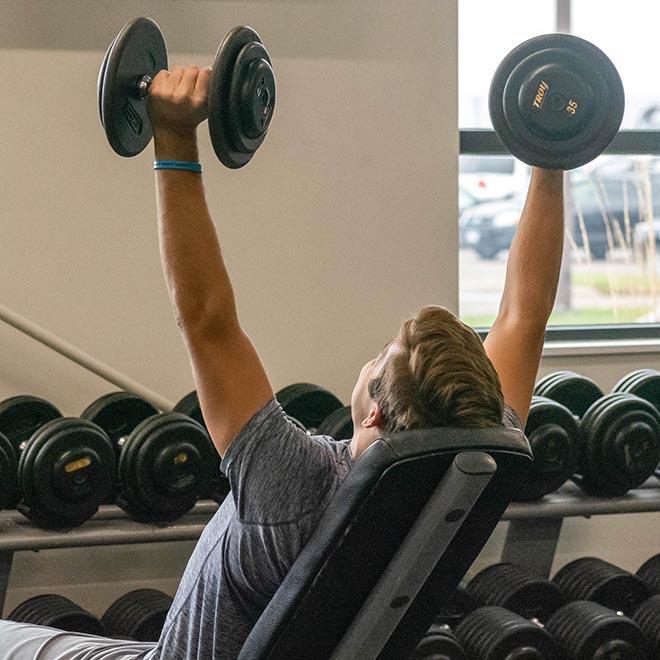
0 481 659 614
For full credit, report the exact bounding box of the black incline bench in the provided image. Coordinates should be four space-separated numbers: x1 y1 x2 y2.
238 426 532 659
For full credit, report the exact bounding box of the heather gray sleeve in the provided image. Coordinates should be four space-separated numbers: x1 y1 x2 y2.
221 397 351 525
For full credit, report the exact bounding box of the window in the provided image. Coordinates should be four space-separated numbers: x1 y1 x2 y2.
459 0 660 335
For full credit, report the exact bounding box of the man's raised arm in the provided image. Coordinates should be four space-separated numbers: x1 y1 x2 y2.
484 168 565 425
150 65 273 456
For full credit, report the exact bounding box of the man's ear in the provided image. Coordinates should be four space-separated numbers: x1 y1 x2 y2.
361 403 383 429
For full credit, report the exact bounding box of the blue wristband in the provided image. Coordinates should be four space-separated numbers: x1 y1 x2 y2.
153 160 203 173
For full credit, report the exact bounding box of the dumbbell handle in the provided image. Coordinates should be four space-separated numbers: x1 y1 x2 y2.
137 75 153 100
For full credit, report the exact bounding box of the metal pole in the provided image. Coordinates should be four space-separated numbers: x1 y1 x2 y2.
0 302 174 411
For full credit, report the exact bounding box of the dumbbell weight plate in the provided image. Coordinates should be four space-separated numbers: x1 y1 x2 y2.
546 600 648 659
316 406 354 440
454 606 557 659
117 412 215 522
533 370 603 418
208 26 275 168
18 418 115 529
276 383 343 431
81 392 161 504
612 369 652 397
99 17 168 157
173 391 205 428
8 594 103 635
490 33 624 169
81 392 160 457
614 369 660 413
578 393 660 497
0 395 63 506
173 391 231 503
518 396 579 501
102 588 173 641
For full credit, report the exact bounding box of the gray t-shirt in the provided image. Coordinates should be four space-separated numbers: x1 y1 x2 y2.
145 399 522 660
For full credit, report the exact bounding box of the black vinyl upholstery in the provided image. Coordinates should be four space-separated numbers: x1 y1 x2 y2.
238 426 532 660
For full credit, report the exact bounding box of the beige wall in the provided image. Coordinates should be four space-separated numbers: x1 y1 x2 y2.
0 0 657 624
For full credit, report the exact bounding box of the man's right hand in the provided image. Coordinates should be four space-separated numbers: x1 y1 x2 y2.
148 66 212 140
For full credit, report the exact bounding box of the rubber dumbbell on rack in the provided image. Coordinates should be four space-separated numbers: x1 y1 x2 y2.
545 600 650 659
99 17 275 168
173 391 230 504
453 606 558 659
633 594 660 658
102 588 173 641
637 552 660 595
534 371 660 497
82 392 216 523
552 557 652 617
466 563 566 624
8 594 103 635
518 396 579 501
275 383 344 433
317 406 354 441
0 396 115 528
612 368 660 482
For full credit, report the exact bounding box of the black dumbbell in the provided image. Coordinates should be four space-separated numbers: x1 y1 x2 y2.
173 391 230 504
316 405 354 441
411 624 466 660
546 600 649 659
102 588 173 641
576 392 660 496
534 372 604 419
83 392 216 522
637 553 660 595
454 606 557 659
467 563 566 623
275 383 344 432
518 396 579 501
552 557 651 617
613 369 660 482
8 594 103 635
81 392 159 503
633 595 660 659
490 34 624 170
0 395 115 528
99 17 275 169
535 372 660 496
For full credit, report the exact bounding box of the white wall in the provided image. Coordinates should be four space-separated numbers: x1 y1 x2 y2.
0 0 458 615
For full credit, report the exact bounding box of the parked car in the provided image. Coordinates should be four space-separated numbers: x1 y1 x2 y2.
459 155 529 204
459 195 523 258
460 165 660 261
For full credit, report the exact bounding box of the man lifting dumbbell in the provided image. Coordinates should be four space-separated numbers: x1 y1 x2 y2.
0 24 625 660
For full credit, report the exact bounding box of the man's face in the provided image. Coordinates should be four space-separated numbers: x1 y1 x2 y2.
350 338 401 429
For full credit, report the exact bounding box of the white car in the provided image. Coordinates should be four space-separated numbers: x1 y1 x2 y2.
459 155 530 204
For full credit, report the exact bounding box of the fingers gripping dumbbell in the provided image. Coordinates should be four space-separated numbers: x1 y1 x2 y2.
99 17 275 168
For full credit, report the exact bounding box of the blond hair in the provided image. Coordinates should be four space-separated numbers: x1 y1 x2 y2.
368 306 504 432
